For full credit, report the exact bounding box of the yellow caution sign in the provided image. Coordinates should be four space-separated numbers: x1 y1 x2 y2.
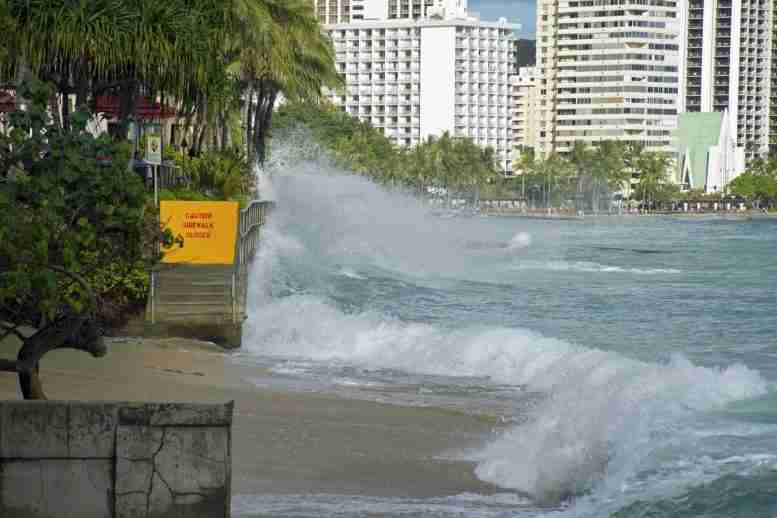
160 201 239 264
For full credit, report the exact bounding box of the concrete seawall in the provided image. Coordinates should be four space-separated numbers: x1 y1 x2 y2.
0 400 232 518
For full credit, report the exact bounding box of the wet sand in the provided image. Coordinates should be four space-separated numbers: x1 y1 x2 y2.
0 336 500 498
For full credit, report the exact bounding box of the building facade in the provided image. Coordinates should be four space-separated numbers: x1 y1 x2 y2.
684 0 773 160
535 0 683 154
511 66 539 153
772 4 777 154
676 111 745 192
325 17 518 172
314 0 467 24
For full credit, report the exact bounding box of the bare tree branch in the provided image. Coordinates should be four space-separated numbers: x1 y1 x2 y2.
0 322 29 343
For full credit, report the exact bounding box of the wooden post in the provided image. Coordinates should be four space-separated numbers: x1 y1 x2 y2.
150 271 156 324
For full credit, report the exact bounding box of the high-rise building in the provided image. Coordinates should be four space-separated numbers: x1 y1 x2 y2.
314 0 354 24
535 0 683 154
325 16 518 172
772 8 777 154
313 0 467 24
511 66 539 153
684 0 773 160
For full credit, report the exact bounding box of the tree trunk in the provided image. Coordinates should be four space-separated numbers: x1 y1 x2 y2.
61 85 71 131
220 112 229 152
74 57 89 110
15 315 105 400
196 123 207 156
245 88 255 161
118 79 138 133
252 84 278 165
49 93 62 129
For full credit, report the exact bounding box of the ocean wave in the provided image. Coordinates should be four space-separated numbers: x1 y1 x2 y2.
245 294 767 504
337 268 368 280
232 492 533 518
245 153 769 511
511 260 682 275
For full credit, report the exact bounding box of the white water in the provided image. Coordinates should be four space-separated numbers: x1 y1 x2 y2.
243 150 771 515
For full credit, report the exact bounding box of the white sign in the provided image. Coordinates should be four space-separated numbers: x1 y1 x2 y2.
146 135 162 165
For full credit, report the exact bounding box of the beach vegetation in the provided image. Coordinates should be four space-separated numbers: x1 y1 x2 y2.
0 79 176 399
0 0 341 165
728 155 777 210
503 143 683 212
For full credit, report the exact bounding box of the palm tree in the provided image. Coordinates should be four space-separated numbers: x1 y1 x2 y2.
531 151 571 211
232 0 342 164
634 150 672 212
569 141 594 213
591 140 626 213
1 0 214 129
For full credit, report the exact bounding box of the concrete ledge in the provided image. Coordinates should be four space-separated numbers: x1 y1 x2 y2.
119 319 243 349
118 402 234 427
0 400 233 518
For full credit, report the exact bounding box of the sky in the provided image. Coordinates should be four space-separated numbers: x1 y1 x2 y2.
469 0 536 38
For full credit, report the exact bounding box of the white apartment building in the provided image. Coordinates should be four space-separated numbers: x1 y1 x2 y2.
314 0 467 24
535 0 683 154
684 0 772 161
326 17 518 172
511 66 539 153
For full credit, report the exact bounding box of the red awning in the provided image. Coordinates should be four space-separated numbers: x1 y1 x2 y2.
0 90 15 113
95 96 178 120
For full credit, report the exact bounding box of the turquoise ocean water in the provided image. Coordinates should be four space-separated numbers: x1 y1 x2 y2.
236 160 777 517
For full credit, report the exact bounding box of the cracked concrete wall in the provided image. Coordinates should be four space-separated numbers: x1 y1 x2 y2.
0 401 233 518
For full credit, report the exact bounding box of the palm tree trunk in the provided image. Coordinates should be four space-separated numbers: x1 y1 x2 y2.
220 112 229 152
245 89 255 160
49 93 62 129
252 83 278 165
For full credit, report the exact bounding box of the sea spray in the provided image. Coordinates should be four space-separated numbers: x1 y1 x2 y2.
243 134 773 513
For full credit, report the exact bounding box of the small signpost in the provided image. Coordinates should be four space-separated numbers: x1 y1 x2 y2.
145 123 162 207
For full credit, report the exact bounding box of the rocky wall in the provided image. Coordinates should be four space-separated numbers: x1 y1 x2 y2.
0 401 232 518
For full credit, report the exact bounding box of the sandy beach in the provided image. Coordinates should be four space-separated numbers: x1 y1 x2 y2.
0 336 501 500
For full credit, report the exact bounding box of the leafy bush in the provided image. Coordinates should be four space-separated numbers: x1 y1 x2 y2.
0 79 161 329
173 148 250 200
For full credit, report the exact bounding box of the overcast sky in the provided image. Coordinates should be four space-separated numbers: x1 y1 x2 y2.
469 0 535 38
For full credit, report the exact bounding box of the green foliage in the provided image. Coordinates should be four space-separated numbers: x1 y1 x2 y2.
508 142 680 211
60 254 150 325
729 155 777 207
632 150 673 204
173 149 250 201
0 0 340 163
158 188 212 202
0 79 155 327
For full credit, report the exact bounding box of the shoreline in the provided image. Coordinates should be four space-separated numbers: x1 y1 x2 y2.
477 209 776 219
0 336 503 499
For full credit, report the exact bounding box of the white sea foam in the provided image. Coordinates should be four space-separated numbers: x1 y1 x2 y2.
244 144 769 509
338 268 367 280
245 290 767 503
511 260 682 275
509 232 533 250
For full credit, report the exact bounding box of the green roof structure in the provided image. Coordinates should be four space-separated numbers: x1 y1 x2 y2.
675 112 723 190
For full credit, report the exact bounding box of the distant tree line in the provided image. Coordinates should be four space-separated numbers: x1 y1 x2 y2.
495 142 675 212
728 155 777 210
272 103 501 203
